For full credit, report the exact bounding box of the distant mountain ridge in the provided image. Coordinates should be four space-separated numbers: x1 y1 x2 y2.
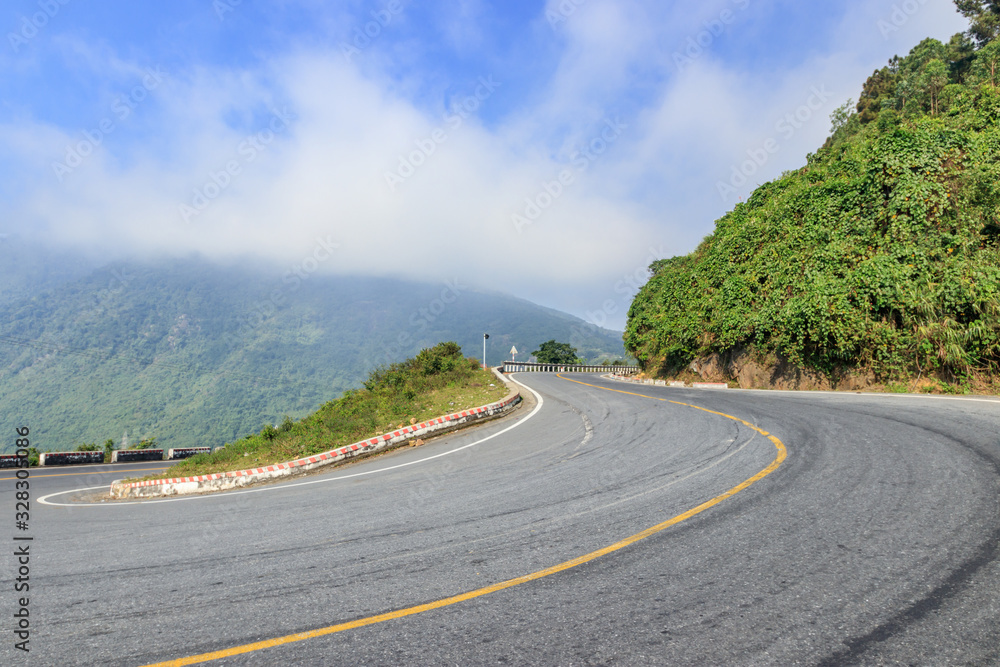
0 253 626 453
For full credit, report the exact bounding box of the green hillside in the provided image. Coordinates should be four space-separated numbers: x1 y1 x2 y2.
0 236 100 302
626 14 1000 391
148 342 507 479
0 255 625 453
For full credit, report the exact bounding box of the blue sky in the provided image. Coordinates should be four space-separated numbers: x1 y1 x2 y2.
0 0 970 329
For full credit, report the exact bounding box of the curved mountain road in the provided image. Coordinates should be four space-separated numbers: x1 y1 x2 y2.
4 374 999 665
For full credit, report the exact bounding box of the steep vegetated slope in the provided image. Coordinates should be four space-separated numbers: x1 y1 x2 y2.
151 342 507 479
626 18 1000 392
0 255 625 453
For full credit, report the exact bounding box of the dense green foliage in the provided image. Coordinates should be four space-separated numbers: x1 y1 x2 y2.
1 255 625 454
159 342 505 477
626 29 1000 385
531 340 581 364
956 0 1000 46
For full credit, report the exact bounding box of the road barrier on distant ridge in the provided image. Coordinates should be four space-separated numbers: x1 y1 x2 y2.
167 447 212 460
111 449 165 463
0 454 24 468
502 361 639 374
39 451 105 466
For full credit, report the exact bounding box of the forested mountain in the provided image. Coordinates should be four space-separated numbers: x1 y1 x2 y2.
626 5 1000 392
0 236 101 303
0 253 625 453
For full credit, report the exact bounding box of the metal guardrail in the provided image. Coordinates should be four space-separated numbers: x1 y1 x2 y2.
501 361 640 374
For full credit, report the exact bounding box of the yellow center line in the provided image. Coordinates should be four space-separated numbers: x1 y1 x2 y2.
142 374 787 667
0 467 171 480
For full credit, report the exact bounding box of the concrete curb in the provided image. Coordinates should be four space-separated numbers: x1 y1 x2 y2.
110 373 521 499
0 454 24 469
110 449 165 463
167 447 212 460
605 374 667 387
605 374 729 389
40 451 104 466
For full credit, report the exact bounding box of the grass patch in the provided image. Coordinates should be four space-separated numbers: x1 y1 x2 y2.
139 342 507 480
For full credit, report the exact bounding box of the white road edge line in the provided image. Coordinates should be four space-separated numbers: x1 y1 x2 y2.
38 375 544 508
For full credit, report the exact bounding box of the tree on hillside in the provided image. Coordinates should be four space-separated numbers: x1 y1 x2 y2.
829 98 855 134
855 31 998 124
946 33 978 81
856 39 949 122
532 340 580 364
825 98 862 149
922 59 950 114
971 38 1000 85
955 0 1000 46
857 68 895 123
134 437 158 450
898 37 948 75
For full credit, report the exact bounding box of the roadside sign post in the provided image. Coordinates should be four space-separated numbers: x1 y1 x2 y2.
510 345 517 362
483 333 490 369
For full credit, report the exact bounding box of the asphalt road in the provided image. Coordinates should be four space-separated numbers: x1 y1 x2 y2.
0 460 181 489
3 373 999 666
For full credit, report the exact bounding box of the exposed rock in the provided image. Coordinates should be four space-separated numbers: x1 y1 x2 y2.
686 346 876 391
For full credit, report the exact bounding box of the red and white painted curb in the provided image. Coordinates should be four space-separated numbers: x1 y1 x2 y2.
110 382 521 499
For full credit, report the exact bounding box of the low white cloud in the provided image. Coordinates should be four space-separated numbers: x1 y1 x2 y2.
6 48 661 325
2 0 974 330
